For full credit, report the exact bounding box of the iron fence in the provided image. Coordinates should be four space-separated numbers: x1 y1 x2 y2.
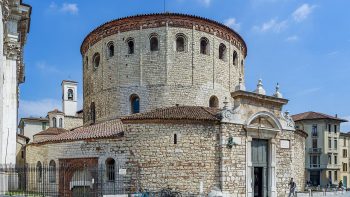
0 163 138 197
0 164 197 197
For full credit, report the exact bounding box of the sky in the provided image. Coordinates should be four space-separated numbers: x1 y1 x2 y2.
19 0 350 131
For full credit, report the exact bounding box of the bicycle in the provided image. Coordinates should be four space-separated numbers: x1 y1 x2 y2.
159 186 182 197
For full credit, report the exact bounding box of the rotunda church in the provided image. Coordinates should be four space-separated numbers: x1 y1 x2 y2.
26 13 306 197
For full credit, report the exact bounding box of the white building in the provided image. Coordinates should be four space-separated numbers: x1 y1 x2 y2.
0 0 31 192
18 80 83 142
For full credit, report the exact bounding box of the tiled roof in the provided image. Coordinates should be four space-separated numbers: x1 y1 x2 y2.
121 106 221 121
34 127 68 136
33 119 124 144
20 117 49 122
292 111 348 122
48 109 64 114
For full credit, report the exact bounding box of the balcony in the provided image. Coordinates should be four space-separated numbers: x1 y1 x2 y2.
308 164 327 169
309 148 322 154
308 164 341 169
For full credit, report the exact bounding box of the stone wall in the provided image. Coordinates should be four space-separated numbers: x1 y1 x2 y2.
276 131 306 195
83 25 245 125
26 122 220 194
64 116 83 130
219 123 247 196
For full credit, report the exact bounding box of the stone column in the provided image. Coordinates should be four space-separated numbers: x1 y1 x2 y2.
269 139 277 197
246 136 253 197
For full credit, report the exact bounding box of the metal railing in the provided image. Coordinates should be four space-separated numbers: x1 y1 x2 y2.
0 164 197 197
309 148 322 153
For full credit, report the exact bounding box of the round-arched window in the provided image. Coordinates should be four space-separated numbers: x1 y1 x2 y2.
93 53 100 68
209 96 219 108
233 50 238 65
107 42 114 57
150 34 159 51
106 158 116 181
127 38 135 54
219 43 227 60
200 37 209 55
130 94 140 114
49 160 56 183
176 34 186 52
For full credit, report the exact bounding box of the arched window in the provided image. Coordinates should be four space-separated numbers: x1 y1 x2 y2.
49 160 56 183
90 102 96 124
59 118 63 128
233 51 238 65
127 38 134 54
68 89 74 100
130 94 140 114
200 37 209 55
176 34 186 52
36 161 42 183
106 158 115 181
209 96 219 108
93 53 100 69
52 117 57 128
150 34 159 51
219 43 227 60
107 42 114 57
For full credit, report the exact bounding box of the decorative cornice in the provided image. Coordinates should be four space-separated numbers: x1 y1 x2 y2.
80 13 247 57
1 0 10 22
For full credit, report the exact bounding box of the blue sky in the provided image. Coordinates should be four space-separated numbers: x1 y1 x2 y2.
19 0 350 131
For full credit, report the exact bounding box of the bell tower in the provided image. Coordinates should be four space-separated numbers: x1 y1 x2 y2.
62 80 78 116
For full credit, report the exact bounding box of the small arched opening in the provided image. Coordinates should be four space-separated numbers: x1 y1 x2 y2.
200 37 209 55
90 102 96 124
176 34 186 52
49 160 56 183
209 96 219 108
93 53 100 69
130 94 140 114
150 34 159 51
107 42 114 57
219 43 227 60
106 158 116 182
127 38 134 54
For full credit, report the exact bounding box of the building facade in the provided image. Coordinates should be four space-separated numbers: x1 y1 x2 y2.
18 80 83 143
292 112 348 187
0 0 31 192
25 13 307 197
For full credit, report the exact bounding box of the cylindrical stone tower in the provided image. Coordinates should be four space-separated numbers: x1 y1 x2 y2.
81 13 247 125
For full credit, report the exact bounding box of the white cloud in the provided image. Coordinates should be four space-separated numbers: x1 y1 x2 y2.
327 51 339 56
286 35 299 42
19 99 61 118
48 2 79 15
297 87 322 96
35 61 61 74
224 18 241 31
292 4 316 22
253 19 288 33
198 0 211 7
61 3 78 14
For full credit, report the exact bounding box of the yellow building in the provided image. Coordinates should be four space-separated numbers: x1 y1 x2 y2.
292 111 348 187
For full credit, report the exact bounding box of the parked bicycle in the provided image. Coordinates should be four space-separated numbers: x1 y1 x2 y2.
159 186 182 197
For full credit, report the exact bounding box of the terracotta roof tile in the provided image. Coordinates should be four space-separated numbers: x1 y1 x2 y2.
121 106 220 121
48 109 64 114
292 111 348 122
34 127 68 136
33 119 124 144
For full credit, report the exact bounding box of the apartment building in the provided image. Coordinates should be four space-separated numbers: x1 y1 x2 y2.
292 111 348 187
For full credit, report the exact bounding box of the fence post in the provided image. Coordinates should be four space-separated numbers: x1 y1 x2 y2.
308 188 312 197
